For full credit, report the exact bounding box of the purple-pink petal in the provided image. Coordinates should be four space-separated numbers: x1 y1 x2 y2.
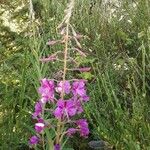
54 99 77 119
40 55 57 62
79 95 90 102
53 107 63 118
32 101 42 118
71 67 91 72
38 79 54 102
76 119 89 137
54 144 61 150
55 81 71 94
38 118 44 123
29 136 39 145
57 99 65 107
66 128 77 137
72 80 87 97
66 100 77 116
35 123 45 133
75 100 83 114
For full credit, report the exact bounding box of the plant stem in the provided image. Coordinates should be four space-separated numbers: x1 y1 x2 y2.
56 22 70 146
56 0 74 145
61 23 69 99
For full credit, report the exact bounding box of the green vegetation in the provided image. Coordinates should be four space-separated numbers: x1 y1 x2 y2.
0 0 150 149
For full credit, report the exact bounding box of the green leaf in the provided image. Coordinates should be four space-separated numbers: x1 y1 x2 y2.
79 72 94 80
45 128 54 150
62 148 74 150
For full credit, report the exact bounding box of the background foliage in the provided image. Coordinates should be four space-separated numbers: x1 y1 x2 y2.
0 0 150 149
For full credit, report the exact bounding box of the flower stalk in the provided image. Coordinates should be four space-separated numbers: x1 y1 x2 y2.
56 0 74 145
29 0 90 149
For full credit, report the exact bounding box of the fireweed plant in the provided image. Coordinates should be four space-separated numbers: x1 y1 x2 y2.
29 0 90 149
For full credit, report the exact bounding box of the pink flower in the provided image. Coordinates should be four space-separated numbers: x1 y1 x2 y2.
75 100 83 114
71 67 91 72
54 99 77 119
38 79 54 102
66 119 89 138
79 95 89 102
29 136 39 145
72 80 86 97
72 96 83 114
40 97 48 104
35 122 45 133
32 101 42 118
37 118 44 123
66 128 77 137
40 55 57 62
76 119 89 137
54 144 61 150
55 81 71 94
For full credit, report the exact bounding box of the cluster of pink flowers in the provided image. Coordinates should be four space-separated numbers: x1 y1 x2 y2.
29 79 89 146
